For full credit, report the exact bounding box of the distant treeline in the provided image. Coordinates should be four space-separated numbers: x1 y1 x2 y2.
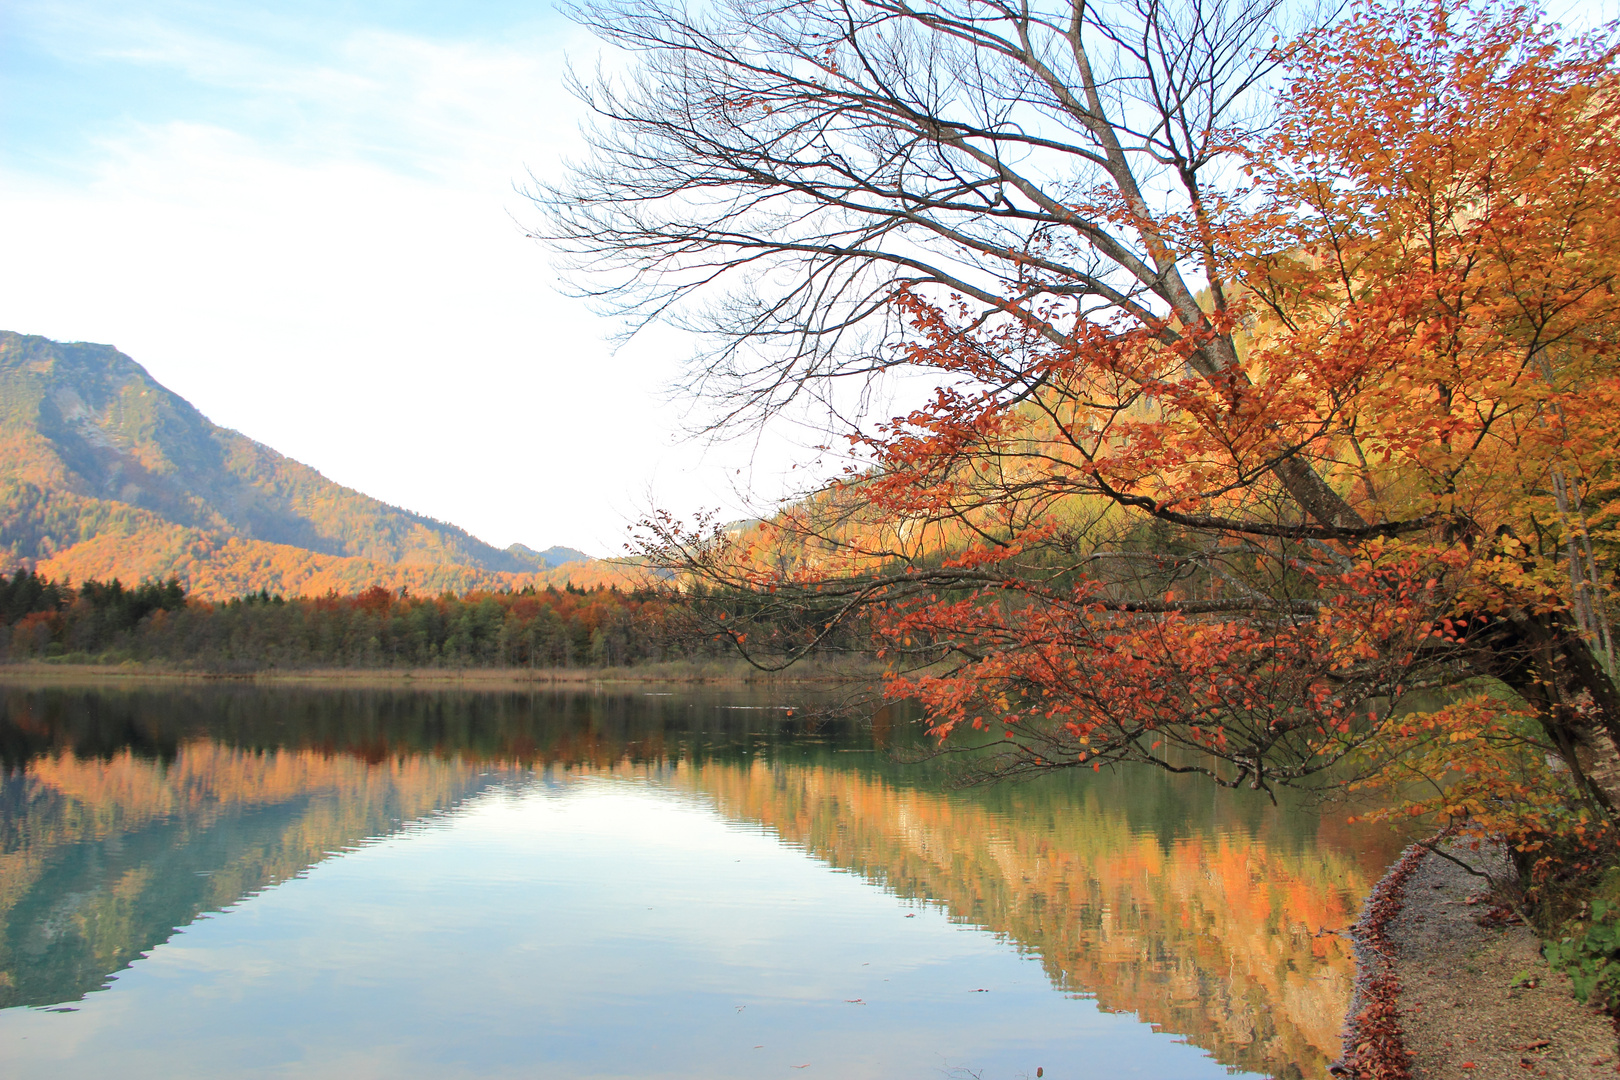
0 570 712 669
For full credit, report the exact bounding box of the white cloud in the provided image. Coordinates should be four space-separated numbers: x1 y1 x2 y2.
0 9 815 552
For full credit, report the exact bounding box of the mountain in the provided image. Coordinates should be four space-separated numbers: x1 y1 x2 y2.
506 543 593 568
0 332 613 597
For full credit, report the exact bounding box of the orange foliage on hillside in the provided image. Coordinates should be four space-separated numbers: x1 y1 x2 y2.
26 530 639 600
1 332 633 599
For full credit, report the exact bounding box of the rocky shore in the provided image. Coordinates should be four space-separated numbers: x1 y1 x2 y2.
1338 841 1618 1079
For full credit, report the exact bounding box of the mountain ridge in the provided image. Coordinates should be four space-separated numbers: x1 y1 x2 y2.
0 331 611 597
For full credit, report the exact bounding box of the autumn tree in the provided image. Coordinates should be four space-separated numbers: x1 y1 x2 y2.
540 0 1619 820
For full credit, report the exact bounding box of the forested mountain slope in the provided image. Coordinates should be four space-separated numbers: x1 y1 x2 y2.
0 332 606 597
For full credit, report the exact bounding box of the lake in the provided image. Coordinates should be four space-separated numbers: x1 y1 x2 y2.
0 680 1398 1079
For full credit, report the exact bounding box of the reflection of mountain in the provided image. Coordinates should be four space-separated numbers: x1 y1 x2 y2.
0 682 865 1009
669 760 1375 1080
0 683 1389 1080
0 746 493 1008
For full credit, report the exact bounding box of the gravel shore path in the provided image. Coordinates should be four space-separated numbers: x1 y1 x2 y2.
1347 842 1618 1079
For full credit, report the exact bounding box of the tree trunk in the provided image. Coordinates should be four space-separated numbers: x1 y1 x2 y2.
1480 610 1620 813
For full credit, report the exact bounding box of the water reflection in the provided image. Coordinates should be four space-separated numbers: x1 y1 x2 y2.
0 682 1395 1078
0 743 493 1008
676 760 1372 1078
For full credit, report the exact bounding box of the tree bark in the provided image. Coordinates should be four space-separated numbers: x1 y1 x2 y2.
1477 609 1620 812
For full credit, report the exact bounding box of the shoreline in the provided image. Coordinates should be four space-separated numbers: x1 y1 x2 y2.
1340 839 1617 1079
0 659 883 690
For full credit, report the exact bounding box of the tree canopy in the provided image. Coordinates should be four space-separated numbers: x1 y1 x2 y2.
541 0 1619 869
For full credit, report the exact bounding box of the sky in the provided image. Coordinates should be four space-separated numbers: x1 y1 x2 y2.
0 0 813 557
2 0 1617 557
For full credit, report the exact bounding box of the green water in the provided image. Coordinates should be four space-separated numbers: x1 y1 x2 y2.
0 681 1397 1079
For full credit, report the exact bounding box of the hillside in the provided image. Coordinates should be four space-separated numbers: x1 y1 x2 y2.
0 332 615 597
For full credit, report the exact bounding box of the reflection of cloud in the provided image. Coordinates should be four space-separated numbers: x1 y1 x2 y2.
672 758 1374 1078
3 735 1327 1078
0 743 497 1008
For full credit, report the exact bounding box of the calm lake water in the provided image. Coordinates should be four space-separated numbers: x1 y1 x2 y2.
0 680 1398 1080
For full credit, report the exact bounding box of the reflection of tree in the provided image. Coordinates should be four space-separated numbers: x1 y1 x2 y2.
0 684 841 770
0 684 1390 1080
668 759 1384 1080
0 746 492 1008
